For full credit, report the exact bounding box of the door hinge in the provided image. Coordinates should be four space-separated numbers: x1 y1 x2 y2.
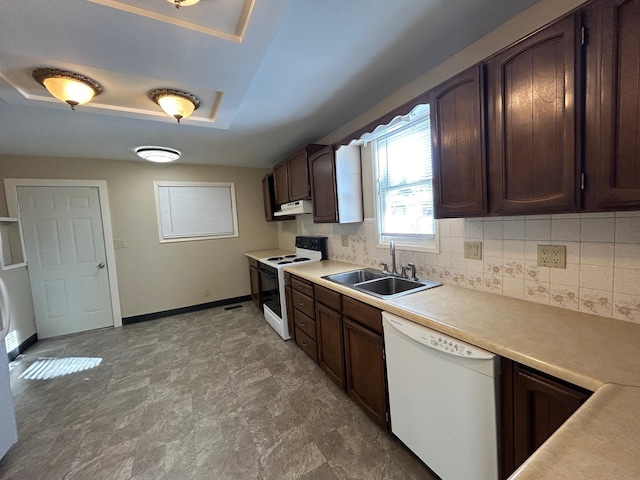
581 26 587 46
385 411 389 423
581 172 585 191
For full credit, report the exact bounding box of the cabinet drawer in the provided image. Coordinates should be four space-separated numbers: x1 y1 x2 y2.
291 276 314 297
342 296 382 334
315 284 341 311
248 258 259 268
295 327 318 362
292 289 314 318
294 309 317 340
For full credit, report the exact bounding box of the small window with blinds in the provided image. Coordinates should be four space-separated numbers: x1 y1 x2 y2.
153 181 239 243
373 105 438 252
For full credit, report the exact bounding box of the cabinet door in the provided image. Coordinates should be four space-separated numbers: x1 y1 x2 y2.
285 285 294 341
262 173 294 222
309 146 339 223
316 302 345 389
262 173 275 222
512 365 590 469
287 148 311 201
343 318 389 430
249 264 261 309
273 160 289 205
431 64 487 217
487 13 581 214
585 0 640 209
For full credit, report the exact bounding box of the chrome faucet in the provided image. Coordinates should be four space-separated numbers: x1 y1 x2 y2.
382 242 417 278
389 241 401 277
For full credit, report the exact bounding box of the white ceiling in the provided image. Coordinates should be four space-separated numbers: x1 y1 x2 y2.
0 0 539 168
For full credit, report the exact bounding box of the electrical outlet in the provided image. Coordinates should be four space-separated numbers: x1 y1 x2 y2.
203 288 209 297
341 235 349 247
464 241 482 260
113 238 127 249
537 245 566 268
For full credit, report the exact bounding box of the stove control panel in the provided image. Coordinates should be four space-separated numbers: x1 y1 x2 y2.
295 236 328 259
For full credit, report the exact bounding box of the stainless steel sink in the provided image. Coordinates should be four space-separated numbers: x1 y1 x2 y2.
323 268 387 286
322 269 441 299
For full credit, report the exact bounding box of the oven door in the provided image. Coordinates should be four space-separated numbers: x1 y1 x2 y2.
259 263 281 318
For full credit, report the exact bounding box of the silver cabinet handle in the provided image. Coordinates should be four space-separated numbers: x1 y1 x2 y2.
98 263 105 268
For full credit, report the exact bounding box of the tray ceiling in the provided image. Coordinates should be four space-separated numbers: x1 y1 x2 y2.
0 0 541 167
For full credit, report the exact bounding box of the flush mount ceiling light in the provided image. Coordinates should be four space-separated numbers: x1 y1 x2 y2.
168 0 200 8
32 68 103 110
149 89 200 123
135 146 181 163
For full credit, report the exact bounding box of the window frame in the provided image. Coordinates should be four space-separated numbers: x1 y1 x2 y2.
153 181 239 243
371 108 439 253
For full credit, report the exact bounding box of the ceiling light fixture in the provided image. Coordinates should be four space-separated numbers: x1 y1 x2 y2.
168 0 200 8
135 146 181 163
32 68 103 110
149 89 200 123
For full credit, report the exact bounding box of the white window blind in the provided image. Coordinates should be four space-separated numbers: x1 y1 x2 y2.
154 181 239 243
374 106 437 249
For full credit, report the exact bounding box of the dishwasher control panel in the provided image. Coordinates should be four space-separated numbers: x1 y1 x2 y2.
428 334 477 357
382 312 494 360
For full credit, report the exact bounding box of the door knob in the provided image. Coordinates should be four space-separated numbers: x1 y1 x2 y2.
98 263 105 268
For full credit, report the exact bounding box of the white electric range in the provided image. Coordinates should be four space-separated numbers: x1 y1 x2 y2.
258 236 328 340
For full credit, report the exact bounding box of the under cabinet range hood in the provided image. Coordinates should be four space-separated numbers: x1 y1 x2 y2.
274 199 313 216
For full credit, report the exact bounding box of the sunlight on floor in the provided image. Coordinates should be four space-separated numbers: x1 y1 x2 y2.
19 357 102 380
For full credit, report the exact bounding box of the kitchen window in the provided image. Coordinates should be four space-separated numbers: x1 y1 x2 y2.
372 105 438 252
154 181 239 243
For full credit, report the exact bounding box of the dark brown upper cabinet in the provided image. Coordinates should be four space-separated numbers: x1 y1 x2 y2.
287 148 312 201
585 0 640 210
262 173 293 222
431 64 487 218
273 145 325 206
486 13 582 215
273 160 289 205
309 145 363 224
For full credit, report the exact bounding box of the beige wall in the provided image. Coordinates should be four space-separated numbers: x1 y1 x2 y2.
0 155 280 320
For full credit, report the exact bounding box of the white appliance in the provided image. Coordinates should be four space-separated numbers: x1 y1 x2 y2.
273 200 313 217
258 236 327 340
0 276 18 460
382 312 499 480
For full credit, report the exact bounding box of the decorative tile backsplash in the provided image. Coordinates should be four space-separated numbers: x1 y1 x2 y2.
295 212 640 324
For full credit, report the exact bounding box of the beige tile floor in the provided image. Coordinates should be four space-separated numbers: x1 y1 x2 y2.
0 302 435 479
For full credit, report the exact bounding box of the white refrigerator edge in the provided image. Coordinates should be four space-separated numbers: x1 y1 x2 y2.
0 275 18 459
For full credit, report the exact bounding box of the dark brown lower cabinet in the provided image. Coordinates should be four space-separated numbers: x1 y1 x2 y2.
316 302 345 389
500 359 591 478
343 317 389 431
248 258 261 310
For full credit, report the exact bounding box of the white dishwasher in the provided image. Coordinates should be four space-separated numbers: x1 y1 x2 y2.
382 312 499 480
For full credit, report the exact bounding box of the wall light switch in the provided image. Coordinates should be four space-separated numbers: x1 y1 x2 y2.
341 235 349 247
537 245 566 268
464 241 482 260
114 239 127 249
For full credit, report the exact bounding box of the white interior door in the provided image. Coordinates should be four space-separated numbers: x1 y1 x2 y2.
18 186 113 339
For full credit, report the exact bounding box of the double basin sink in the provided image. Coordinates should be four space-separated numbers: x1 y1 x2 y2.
322 268 441 299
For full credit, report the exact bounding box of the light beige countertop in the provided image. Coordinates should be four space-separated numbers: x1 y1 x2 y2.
283 260 640 479
245 248 295 261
